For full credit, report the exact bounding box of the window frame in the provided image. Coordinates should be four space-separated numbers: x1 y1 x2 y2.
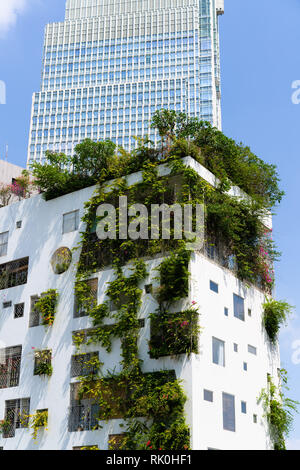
0 232 9 257
62 210 79 234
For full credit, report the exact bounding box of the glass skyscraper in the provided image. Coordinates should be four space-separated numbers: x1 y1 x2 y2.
27 0 224 165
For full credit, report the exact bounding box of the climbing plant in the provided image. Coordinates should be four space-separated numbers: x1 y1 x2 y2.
33 289 58 326
259 370 298 450
21 410 49 440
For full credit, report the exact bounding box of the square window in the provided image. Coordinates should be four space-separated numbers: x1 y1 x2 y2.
234 343 238 353
14 303 24 319
248 345 257 355
224 307 229 317
16 221 22 229
204 389 213 402
3 301 12 309
241 401 247 414
210 281 218 293
233 294 245 321
212 337 225 366
0 232 9 257
63 210 79 234
243 362 248 371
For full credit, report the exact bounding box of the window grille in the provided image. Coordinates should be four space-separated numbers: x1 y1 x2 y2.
3 398 30 438
74 278 98 318
14 303 24 318
0 232 9 257
0 346 22 389
71 352 99 378
29 296 40 327
0 257 29 290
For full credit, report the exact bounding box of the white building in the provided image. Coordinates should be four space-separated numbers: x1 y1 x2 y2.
27 0 224 165
0 161 24 186
0 156 280 450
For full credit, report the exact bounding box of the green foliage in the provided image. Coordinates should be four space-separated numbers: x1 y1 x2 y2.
30 111 283 209
263 299 293 343
34 289 58 326
157 249 191 303
259 370 298 450
21 410 49 440
149 307 200 359
0 419 11 435
34 350 53 377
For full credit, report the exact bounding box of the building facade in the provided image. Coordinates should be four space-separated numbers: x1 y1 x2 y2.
0 161 24 186
0 157 279 450
27 0 224 165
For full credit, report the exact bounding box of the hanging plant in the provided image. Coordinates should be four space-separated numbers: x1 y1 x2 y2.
262 299 293 343
33 289 58 326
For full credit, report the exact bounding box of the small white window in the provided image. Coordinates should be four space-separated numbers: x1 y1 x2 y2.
241 401 247 414
63 210 79 234
0 232 9 257
212 337 225 367
210 280 218 293
248 345 257 355
204 389 213 402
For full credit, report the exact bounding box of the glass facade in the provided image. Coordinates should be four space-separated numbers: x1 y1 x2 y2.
27 0 224 165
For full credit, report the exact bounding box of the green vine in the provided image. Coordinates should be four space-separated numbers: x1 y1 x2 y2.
34 289 58 326
259 370 298 450
22 410 48 440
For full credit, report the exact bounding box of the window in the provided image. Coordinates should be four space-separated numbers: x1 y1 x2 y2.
210 280 218 293
63 210 79 234
0 232 9 257
13 303 24 318
108 434 127 450
224 307 228 317
241 401 247 414
3 398 30 438
253 414 257 423
204 389 213 402
233 294 245 321
29 296 41 327
71 352 99 378
3 301 12 308
233 343 238 353
34 350 52 376
0 346 22 389
0 257 29 291
222 393 235 432
16 221 22 229
212 338 225 367
145 284 153 294
74 278 98 318
248 308 252 317
243 362 248 371
248 345 257 356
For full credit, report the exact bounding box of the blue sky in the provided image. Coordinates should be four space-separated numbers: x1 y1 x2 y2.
0 0 300 449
